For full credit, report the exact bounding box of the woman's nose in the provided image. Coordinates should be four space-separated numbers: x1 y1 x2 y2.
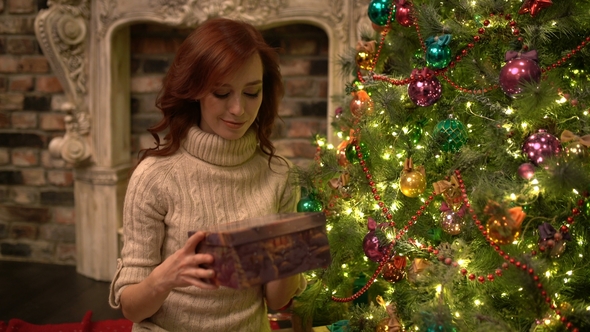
228 95 245 116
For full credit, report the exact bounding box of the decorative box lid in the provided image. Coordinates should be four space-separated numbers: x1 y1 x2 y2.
201 212 327 246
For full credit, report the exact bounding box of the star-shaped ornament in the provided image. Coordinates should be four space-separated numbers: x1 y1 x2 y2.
518 0 553 17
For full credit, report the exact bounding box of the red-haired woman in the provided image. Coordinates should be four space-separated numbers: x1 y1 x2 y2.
109 18 306 331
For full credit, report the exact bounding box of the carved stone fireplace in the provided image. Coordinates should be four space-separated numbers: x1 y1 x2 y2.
34 0 371 281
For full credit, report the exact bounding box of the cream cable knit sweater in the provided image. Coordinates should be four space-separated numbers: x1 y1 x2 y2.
109 125 304 332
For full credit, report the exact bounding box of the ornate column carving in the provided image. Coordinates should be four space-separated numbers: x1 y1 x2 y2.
35 0 92 166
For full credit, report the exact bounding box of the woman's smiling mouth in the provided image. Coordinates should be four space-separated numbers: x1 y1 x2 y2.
221 119 246 129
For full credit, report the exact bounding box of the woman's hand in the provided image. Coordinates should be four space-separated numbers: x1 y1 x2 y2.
264 273 306 311
120 231 218 323
151 231 219 291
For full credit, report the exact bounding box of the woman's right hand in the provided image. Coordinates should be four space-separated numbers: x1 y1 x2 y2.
152 231 219 291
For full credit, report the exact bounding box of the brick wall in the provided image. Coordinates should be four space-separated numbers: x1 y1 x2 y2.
0 0 77 265
0 0 328 266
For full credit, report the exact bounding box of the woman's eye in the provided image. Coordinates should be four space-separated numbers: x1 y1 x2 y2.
244 91 261 98
213 92 230 99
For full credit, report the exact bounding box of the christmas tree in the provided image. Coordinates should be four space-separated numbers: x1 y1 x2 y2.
293 0 590 331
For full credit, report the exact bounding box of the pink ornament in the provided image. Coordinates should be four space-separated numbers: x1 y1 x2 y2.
363 230 387 262
408 75 442 107
518 163 536 180
395 2 413 27
522 129 562 165
499 51 541 96
363 217 388 262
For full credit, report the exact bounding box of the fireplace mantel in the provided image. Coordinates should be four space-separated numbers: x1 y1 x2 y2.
35 0 371 281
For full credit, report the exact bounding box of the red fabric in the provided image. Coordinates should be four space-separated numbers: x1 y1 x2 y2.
0 311 132 332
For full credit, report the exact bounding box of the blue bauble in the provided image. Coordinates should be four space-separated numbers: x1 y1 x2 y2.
426 44 451 69
368 0 394 26
297 196 323 212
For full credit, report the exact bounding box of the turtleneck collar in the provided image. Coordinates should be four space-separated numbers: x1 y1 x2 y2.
181 126 258 167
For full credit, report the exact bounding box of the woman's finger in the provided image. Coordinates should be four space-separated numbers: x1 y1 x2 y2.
185 231 206 253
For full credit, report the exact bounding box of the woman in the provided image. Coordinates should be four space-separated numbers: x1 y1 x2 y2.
109 18 306 331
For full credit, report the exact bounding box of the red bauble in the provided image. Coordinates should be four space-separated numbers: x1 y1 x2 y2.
519 0 552 17
395 5 413 27
408 76 442 107
499 58 541 96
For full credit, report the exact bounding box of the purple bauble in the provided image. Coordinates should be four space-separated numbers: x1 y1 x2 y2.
363 230 387 262
522 129 562 165
408 76 442 107
499 58 541 96
518 162 536 180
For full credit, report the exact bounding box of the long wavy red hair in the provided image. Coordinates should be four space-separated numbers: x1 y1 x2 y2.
138 18 284 164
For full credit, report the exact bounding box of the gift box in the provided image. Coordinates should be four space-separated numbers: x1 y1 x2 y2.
190 212 331 289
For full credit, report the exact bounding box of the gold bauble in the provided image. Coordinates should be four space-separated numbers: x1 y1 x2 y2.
400 170 426 197
564 142 588 160
486 215 521 245
382 256 407 283
375 312 402 332
484 203 525 245
355 50 373 70
539 239 567 257
376 318 391 332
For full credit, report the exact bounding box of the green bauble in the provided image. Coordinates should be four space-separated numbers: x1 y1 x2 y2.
368 0 394 26
410 123 424 144
426 44 451 69
414 49 424 60
427 227 442 245
474 14 483 26
426 324 457 332
433 118 468 153
345 142 370 164
297 196 323 212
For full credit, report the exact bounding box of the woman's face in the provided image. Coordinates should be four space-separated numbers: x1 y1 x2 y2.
199 53 263 140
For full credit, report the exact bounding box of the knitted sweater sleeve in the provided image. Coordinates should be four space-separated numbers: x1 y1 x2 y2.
109 158 169 309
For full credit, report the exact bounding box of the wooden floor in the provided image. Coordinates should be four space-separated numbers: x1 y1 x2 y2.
0 260 125 325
